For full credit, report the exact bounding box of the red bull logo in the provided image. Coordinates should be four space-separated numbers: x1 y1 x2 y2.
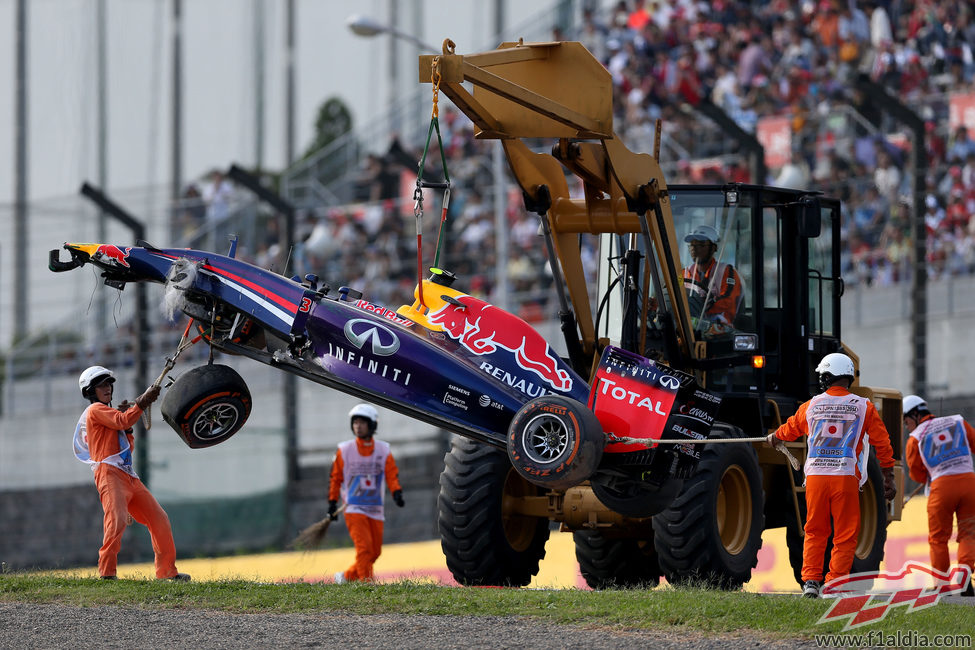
428 294 572 392
94 244 131 268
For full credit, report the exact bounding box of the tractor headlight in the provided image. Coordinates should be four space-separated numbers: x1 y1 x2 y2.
733 333 757 351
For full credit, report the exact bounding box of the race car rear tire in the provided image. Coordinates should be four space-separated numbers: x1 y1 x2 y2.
161 364 252 449
785 453 888 587
574 529 661 589
507 395 604 490
439 436 550 587
652 424 764 590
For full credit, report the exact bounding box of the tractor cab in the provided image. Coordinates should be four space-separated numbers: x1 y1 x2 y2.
596 184 843 422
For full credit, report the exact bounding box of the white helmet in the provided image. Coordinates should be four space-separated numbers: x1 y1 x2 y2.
902 394 927 416
815 353 855 378
349 403 378 433
815 353 855 391
684 224 720 244
79 365 115 398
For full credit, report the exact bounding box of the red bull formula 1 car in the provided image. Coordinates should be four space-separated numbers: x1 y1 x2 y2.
50 240 718 500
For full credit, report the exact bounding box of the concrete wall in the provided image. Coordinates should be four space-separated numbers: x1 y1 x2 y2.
0 435 449 572
842 276 975 402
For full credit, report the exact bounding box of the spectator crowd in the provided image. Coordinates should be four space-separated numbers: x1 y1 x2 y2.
173 0 975 320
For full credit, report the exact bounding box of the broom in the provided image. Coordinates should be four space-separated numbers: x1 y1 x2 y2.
289 504 346 550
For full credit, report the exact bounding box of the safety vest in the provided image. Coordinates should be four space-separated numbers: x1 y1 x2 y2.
804 392 871 485
337 438 390 520
684 259 729 297
683 259 740 325
910 415 974 485
72 406 137 478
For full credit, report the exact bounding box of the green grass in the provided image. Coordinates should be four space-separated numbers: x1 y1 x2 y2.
1 573 973 640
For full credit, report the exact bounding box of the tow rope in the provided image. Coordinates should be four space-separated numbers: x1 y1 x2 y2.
607 433 801 470
413 45 453 308
141 319 207 429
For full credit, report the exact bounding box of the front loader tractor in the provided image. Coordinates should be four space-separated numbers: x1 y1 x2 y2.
423 39 905 590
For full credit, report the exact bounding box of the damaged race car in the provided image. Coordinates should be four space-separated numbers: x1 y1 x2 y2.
50 242 717 499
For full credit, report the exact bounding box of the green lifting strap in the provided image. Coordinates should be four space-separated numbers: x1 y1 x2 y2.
416 115 452 270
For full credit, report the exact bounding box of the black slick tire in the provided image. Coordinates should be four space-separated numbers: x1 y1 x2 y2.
160 364 251 449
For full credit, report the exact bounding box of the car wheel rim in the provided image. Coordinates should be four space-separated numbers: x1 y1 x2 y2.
192 402 240 440
522 414 569 464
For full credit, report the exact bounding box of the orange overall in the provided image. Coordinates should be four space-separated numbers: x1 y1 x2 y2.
772 386 895 584
906 414 975 575
84 403 180 579
683 257 742 326
329 437 401 582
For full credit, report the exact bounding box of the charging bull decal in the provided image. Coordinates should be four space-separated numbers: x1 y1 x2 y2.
428 294 574 393
94 244 131 268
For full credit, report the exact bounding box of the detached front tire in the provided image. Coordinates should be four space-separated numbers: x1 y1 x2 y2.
161 364 251 448
653 424 764 590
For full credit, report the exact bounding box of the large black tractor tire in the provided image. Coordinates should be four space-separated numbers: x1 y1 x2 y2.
574 529 661 590
653 424 765 590
785 453 888 587
507 395 604 490
161 364 252 449
439 436 550 587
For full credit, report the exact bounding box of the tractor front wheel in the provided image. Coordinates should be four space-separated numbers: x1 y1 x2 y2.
439 436 550 587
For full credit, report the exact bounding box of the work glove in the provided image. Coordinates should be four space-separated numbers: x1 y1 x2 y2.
765 432 780 447
134 385 161 410
393 490 405 508
882 467 896 501
327 500 338 521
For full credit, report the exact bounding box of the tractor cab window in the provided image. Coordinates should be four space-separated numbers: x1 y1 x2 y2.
672 190 754 341
594 188 758 392
807 204 838 338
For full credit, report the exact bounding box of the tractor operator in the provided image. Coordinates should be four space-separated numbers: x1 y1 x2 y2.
766 353 896 598
329 403 404 583
682 225 742 337
74 365 190 581
903 394 975 597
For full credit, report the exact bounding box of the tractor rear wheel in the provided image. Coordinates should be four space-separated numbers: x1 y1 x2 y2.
785 453 888 587
653 424 764 590
439 436 550 587
574 529 660 589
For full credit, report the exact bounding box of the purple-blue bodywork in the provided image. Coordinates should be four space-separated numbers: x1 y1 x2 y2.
54 243 588 447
